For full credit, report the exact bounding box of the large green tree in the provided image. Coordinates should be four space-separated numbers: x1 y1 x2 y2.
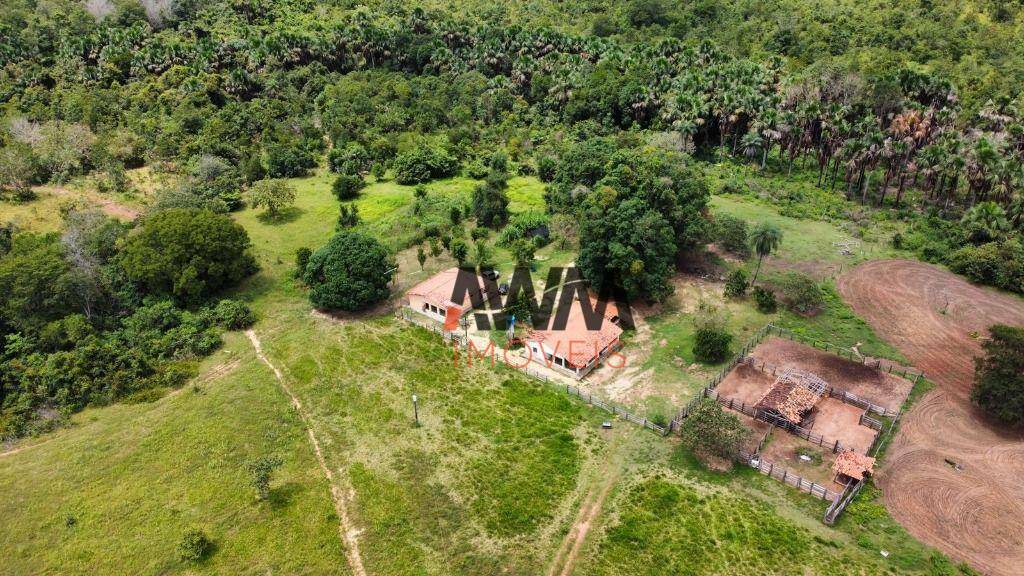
575 147 709 301
972 325 1024 426
118 209 257 304
304 231 394 311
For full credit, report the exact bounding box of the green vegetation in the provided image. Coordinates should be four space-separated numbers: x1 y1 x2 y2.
679 398 749 460
972 325 1024 426
304 231 395 311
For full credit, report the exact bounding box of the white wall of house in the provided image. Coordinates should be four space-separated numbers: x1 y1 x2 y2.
407 294 447 322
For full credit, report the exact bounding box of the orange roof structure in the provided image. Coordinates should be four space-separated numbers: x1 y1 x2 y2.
832 450 876 481
406 267 486 312
754 378 821 424
526 298 622 368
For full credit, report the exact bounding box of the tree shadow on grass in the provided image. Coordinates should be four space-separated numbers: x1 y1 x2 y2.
268 481 303 510
257 206 304 225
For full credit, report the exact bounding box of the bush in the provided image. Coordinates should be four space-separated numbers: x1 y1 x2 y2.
304 231 394 311
332 173 366 201
327 143 370 174
294 247 312 278
497 211 550 246
715 214 750 256
679 398 749 460
777 272 823 314
178 528 213 562
693 327 732 364
537 156 557 182
213 299 255 329
949 240 1024 293
249 179 296 217
724 269 748 298
265 142 315 178
972 325 1024 426
753 286 777 313
392 147 459 184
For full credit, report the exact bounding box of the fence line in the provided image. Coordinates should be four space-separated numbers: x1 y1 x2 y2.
397 308 667 436
739 356 901 418
738 451 841 502
761 324 925 383
824 478 865 524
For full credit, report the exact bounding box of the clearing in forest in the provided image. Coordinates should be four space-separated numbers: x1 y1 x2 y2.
838 258 1024 576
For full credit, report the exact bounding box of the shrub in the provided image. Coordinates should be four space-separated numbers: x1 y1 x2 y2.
213 299 255 329
753 286 777 313
327 143 370 174
449 236 469 265
304 231 394 311
332 173 365 200
470 227 489 241
265 142 315 178
337 204 360 228
777 272 823 314
249 179 296 217
497 211 550 246
715 214 749 256
392 147 459 184
294 247 312 278
949 240 1024 293
178 528 212 562
972 324 1024 426
537 156 557 182
679 398 749 460
693 327 732 364
246 456 282 501
724 269 748 298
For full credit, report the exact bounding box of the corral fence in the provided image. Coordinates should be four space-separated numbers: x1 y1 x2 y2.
397 307 667 436
824 478 865 524
762 324 925 384
740 356 901 418
738 451 841 502
706 388 846 453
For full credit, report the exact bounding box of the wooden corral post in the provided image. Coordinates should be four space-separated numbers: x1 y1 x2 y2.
832 439 840 453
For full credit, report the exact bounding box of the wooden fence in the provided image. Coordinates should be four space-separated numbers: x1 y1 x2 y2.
740 356 901 418
761 324 925 383
738 451 841 502
824 478 865 524
397 308 668 436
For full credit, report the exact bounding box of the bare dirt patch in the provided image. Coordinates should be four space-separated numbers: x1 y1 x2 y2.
715 363 775 406
838 259 1024 576
808 398 876 454
749 337 913 412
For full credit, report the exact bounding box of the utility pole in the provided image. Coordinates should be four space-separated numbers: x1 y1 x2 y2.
412 393 419 426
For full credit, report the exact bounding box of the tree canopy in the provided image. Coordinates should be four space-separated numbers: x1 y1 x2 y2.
304 231 395 311
972 325 1024 426
118 209 257 305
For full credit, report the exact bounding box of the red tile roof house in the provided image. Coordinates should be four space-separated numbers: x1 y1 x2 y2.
525 298 623 379
404 267 487 327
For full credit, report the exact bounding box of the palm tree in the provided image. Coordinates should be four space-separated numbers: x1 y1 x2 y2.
750 222 783 284
961 201 1010 243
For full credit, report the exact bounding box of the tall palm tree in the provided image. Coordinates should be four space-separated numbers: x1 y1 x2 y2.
961 201 1010 243
750 222 783 284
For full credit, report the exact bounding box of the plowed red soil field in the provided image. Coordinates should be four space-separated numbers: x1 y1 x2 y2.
838 259 1024 576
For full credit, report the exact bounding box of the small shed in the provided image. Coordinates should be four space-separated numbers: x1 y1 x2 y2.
832 450 876 484
754 367 828 426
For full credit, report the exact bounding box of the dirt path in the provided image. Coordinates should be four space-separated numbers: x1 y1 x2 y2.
837 259 1024 576
37 185 141 221
546 431 622 576
246 330 367 576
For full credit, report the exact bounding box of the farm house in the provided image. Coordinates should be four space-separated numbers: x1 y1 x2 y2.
525 298 623 379
405 267 487 325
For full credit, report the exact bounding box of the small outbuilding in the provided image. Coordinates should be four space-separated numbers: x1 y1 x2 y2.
754 370 824 426
832 450 876 485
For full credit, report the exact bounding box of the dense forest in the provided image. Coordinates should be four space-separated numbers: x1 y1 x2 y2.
1 0 1024 437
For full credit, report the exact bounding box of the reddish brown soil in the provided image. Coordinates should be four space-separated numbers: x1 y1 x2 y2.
715 363 775 406
750 337 913 412
838 259 1024 576
757 431 846 494
808 398 876 454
